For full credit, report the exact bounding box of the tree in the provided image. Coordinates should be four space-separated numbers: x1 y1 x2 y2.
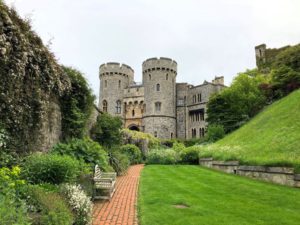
270 45 300 97
90 113 123 148
206 70 266 133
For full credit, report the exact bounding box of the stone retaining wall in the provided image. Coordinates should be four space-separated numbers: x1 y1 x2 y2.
199 158 300 188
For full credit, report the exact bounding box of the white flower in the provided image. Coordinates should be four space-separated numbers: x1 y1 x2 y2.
61 184 93 225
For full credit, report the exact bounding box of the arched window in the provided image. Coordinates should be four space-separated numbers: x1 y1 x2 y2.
166 74 168 80
156 83 160 91
154 131 157 137
198 93 202 102
116 100 121 114
104 80 107 88
132 110 135 117
202 128 205 137
103 100 108 112
155 102 161 112
171 132 173 139
118 80 121 88
149 74 151 80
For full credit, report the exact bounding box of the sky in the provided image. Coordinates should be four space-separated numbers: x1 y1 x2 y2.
4 0 300 102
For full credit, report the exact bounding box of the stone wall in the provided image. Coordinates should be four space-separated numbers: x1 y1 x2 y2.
199 158 300 188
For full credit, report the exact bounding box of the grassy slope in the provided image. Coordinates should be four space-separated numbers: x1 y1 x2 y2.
200 90 300 171
139 165 300 225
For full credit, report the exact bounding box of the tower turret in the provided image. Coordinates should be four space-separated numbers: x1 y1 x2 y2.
99 62 134 116
142 57 177 139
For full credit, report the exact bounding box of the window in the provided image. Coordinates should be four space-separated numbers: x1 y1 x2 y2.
104 80 107 88
154 131 157 137
103 100 108 112
116 100 121 114
193 95 196 103
156 83 160 91
118 80 121 88
166 74 168 80
192 129 196 138
198 93 202 102
149 74 151 80
171 132 173 139
200 128 205 137
132 110 135 117
155 102 161 112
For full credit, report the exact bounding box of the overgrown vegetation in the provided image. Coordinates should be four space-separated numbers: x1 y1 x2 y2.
0 2 71 152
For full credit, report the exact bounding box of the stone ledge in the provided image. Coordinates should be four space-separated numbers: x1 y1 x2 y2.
294 174 300 181
238 165 294 174
212 161 239 166
199 157 213 162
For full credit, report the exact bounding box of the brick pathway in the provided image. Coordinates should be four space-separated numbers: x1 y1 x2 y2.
93 164 144 225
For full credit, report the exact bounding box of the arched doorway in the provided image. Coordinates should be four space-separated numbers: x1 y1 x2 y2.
128 124 140 131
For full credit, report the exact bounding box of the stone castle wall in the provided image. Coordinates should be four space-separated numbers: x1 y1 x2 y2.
98 58 224 139
142 57 177 139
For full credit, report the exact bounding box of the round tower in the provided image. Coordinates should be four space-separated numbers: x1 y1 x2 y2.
99 62 134 116
142 57 177 139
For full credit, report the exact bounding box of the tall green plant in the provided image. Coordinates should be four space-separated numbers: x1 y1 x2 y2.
61 66 95 140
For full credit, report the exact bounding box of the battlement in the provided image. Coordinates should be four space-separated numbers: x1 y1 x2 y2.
142 57 177 74
99 62 134 77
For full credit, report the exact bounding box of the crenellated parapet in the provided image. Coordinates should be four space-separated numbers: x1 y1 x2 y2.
142 57 177 75
99 62 134 78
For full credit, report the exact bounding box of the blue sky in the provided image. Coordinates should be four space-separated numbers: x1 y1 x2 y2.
5 0 300 102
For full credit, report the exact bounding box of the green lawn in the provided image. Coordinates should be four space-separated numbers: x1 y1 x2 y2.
138 165 300 225
198 89 300 171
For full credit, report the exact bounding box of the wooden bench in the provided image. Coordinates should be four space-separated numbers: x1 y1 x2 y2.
93 165 117 201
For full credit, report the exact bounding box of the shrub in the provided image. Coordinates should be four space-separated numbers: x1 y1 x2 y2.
51 138 110 171
26 185 74 225
147 149 180 165
122 129 160 150
120 144 142 164
206 124 225 142
60 184 93 225
180 147 201 164
110 151 130 175
0 195 31 225
183 138 203 147
91 113 123 148
22 153 81 184
172 142 186 152
0 166 30 225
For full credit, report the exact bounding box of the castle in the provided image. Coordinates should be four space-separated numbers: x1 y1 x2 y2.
98 57 225 139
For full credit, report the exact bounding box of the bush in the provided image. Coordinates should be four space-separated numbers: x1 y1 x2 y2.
0 195 31 225
51 138 110 171
0 166 30 225
22 153 81 184
147 149 180 165
180 147 201 164
206 124 225 142
60 184 93 225
110 151 130 175
183 138 203 147
26 185 73 225
120 144 142 164
91 113 123 148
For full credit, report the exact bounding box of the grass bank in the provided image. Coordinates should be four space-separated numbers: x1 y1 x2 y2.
197 89 300 171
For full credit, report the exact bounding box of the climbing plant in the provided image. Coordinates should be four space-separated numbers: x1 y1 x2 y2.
60 66 95 140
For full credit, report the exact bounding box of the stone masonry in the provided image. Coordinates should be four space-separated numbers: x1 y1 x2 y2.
99 57 225 139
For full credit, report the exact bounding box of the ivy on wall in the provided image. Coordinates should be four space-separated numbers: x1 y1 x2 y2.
0 2 71 152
